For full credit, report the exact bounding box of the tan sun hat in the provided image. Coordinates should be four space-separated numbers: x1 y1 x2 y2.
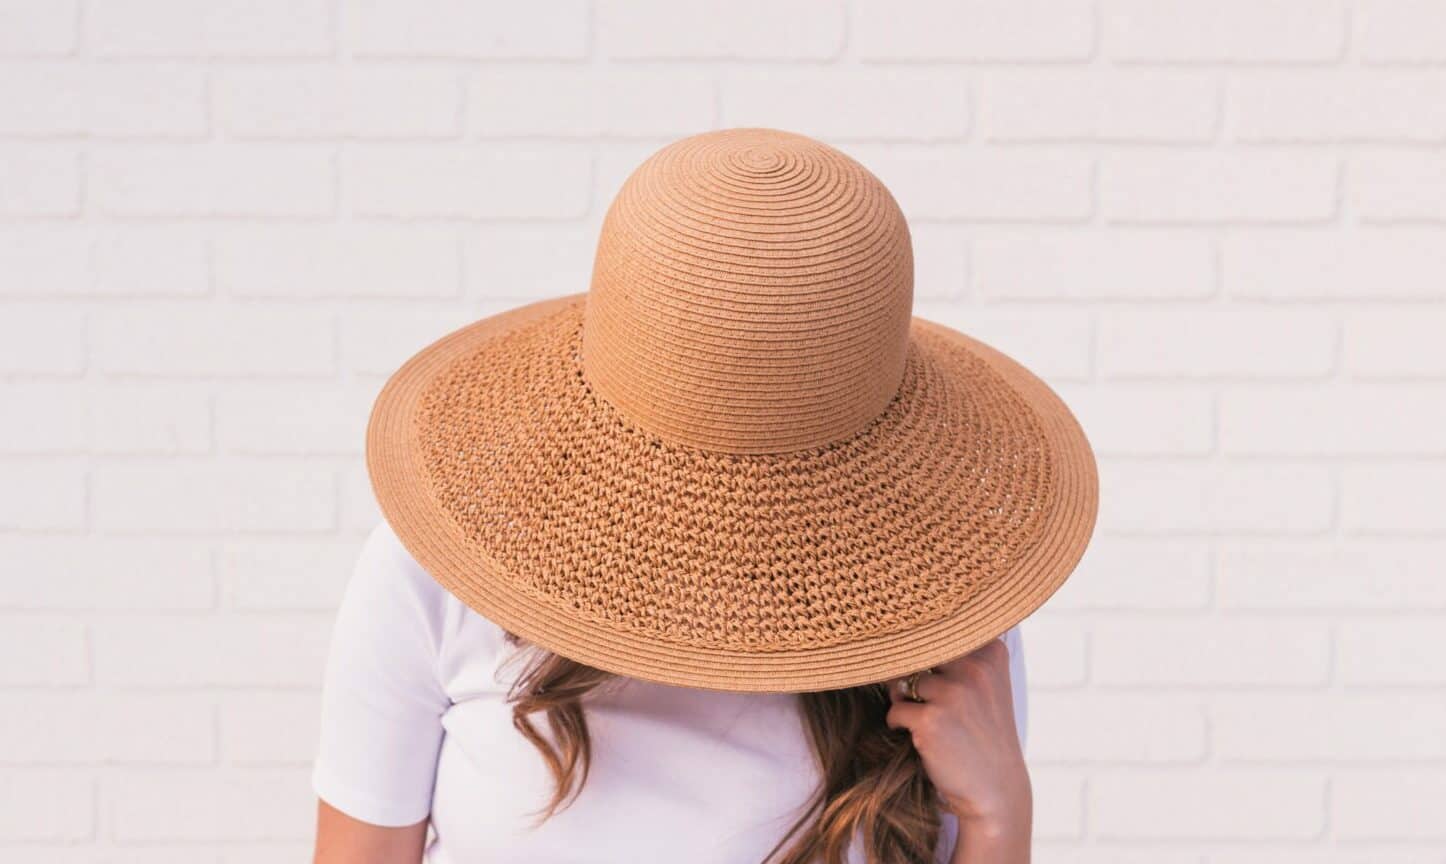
365 127 1098 693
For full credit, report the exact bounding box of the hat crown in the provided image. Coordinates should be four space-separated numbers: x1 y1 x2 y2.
581 128 914 454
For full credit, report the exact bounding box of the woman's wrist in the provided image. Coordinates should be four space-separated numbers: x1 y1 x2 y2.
943 766 1032 825
946 781 1032 863
950 804 1032 864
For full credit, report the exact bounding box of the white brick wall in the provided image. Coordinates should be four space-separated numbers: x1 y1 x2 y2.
1 1 1442 860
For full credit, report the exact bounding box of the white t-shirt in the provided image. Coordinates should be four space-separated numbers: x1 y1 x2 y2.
312 519 1029 864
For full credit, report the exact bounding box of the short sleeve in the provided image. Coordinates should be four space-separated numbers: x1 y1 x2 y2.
311 519 453 827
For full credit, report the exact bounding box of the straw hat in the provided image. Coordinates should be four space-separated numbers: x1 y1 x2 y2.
366 128 1098 693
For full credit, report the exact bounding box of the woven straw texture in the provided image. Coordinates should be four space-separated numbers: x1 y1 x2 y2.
366 129 1098 692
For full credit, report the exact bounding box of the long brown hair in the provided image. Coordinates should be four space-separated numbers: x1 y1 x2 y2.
502 633 942 864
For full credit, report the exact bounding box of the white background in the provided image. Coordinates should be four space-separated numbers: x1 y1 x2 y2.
2 0 1445 861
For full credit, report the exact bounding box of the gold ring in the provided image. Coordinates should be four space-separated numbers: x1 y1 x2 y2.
904 671 924 702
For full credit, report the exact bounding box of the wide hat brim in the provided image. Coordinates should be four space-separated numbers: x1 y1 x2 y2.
366 292 1098 693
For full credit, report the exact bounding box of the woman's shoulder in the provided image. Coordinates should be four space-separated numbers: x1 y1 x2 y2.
350 517 452 614
346 518 511 662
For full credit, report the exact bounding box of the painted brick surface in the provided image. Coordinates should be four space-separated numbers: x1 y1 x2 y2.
1 1 1442 858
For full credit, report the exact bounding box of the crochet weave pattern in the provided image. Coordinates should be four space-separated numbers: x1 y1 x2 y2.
365 128 1098 692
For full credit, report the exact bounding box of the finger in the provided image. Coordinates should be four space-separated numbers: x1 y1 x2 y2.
885 699 926 731
937 636 1008 678
887 672 935 704
912 671 954 703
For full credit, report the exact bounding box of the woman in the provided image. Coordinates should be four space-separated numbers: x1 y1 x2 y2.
311 128 1098 864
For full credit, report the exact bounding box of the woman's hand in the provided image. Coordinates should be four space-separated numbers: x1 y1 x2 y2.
885 638 1032 862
